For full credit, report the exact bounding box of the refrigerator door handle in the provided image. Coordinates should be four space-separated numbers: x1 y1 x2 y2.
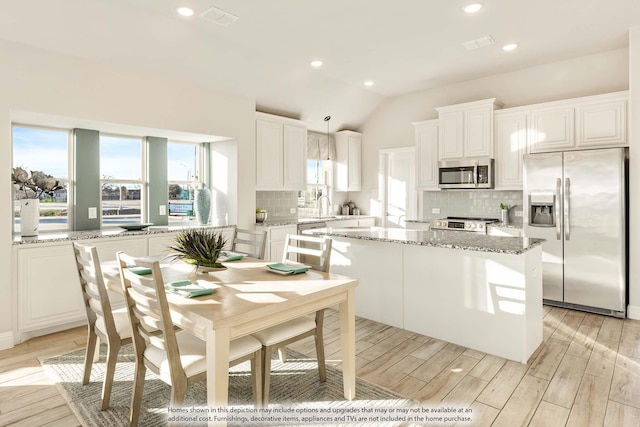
556 178 562 240
564 177 570 241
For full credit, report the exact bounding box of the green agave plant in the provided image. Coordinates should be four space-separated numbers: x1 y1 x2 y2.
169 228 227 269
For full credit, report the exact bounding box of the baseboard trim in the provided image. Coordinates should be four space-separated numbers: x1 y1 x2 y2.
0 331 14 350
627 304 640 320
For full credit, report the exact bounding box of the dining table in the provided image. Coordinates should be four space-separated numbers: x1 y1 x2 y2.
103 255 358 427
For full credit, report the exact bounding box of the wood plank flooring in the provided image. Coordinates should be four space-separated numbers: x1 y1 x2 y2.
1 305 640 426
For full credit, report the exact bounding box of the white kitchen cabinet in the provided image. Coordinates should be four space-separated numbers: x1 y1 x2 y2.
529 105 574 153
259 224 297 262
412 119 439 189
256 112 307 191
436 98 501 160
494 110 529 190
16 243 85 334
528 91 628 153
575 95 627 148
335 130 362 191
357 217 376 227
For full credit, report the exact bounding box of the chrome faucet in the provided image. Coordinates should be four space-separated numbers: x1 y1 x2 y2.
317 195 331 219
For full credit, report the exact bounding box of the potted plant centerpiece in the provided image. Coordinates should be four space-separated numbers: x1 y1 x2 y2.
12 167 64 236
169 228 228 272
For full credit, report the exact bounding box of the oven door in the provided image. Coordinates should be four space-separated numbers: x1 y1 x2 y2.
438 159 494 189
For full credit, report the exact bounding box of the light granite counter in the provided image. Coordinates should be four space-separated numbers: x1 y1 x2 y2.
12 225 235 245
305 226 543 255
255 215 375 227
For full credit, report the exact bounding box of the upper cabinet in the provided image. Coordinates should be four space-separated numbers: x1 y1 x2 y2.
335 130 362 191
256 112 307 191
436 98 502 160
494 110 528 190
528 91 627 153
413 119 439 189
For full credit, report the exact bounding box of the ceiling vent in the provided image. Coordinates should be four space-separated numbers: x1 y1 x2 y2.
200 6 239 27
462 35 495 51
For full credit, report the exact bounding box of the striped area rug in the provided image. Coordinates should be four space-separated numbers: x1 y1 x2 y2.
42 343 415 426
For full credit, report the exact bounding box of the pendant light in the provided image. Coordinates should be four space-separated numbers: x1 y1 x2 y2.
324 115 331 160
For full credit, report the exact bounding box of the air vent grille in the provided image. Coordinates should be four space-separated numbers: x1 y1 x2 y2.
200 6 238 27
462 35 495 51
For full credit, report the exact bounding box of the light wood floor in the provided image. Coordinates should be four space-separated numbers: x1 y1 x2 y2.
2 305 640 426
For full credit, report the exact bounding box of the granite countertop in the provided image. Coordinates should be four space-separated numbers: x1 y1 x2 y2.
303 226 544 255
405 219 524 230
12 224 235 245
255 215 375 227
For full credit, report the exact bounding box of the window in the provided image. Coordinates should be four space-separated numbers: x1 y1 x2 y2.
301 158 333 216
100 135 144 227
12 125 71 233
167 141 203 225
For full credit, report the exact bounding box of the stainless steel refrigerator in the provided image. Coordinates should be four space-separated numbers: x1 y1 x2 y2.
523 148 627 317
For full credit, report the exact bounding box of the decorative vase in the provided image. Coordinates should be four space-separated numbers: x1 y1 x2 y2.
20 199 40 236
194 188 211 225
500 209 509 225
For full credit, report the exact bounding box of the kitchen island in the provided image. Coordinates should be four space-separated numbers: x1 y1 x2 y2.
303 226 545 363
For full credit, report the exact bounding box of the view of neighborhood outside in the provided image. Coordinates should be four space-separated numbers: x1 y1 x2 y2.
12 126 203 231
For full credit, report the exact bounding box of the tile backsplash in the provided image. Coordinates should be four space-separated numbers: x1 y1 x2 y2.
256 191 299 220
421 190 524 225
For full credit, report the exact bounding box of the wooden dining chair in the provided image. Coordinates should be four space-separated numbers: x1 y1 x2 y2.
252 233 332 405
231 228 267 259
73 242 133 411
116 252 263 426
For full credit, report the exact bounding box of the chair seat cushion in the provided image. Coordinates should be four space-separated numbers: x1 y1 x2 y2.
145 332 261 381
251 315 316 346
95 307 132 339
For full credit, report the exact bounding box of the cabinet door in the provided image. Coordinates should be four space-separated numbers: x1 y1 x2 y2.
17 245 85 332
347 134 362 190
529 106 574 153
86 238 147 262
414 121 439 188
576 100 627 148
464 107 493 157
438 111 464 159
357 218 376 227
256 120 284 189
149 234 178 256
283 124 307 190
495 111 528 189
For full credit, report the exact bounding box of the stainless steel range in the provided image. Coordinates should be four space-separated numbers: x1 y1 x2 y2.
430 216 499 233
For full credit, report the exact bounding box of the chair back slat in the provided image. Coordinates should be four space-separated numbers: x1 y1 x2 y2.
117 252 186 386
282 234 332 273
73 242 117 338
232 228 267 259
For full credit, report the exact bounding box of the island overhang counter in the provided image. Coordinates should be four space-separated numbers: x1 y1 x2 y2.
302 226 545 364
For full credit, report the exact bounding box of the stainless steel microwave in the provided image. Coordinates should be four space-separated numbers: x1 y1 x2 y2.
438 158 494 189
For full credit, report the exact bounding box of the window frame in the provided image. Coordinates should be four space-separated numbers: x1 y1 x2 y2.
11 123 73 233
167 141 204 224
99 133 146 228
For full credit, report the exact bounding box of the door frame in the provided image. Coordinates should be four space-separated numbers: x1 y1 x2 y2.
378 146 416 228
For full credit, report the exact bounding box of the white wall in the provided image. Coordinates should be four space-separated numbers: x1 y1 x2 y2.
0 39 256 343
353 47 637 317
628 27 640 319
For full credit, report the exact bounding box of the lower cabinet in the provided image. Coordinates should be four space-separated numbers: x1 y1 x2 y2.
260 225 297 262
487 226 523 237
405 221 430 231
16 244 85 334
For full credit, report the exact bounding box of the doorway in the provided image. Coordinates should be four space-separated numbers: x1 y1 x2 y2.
379 147 416 228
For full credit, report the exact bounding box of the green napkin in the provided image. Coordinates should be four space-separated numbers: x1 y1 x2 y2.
127 266 152 275
219 251 245 262
267 263 310 275
167 280 214 298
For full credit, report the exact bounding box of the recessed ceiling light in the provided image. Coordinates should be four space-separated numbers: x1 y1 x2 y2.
364 81 374 87
310 60 323 68
463 3 483 14
177 7 194 17
502 43 518 51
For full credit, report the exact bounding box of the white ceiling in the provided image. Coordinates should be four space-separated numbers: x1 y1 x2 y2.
0 0 638 133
